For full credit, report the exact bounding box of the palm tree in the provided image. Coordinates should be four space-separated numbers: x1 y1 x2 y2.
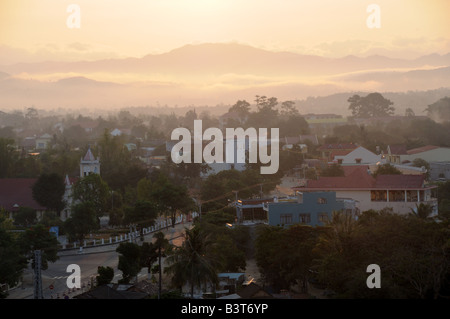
140 232 172 299
165 226 218 298
410 203 433 219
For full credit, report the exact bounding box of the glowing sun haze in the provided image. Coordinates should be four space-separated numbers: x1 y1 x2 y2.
0 1 449 110
1 0 449 62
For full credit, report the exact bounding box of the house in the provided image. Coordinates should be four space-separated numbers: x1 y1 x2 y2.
429 162 450 181
0 178 46 221
265 192 357 227
331 146 382 165
35 133 52 150
403 145 450 163
21 137 36 151
299 134 319 146
280 136 308 152
386 144 408 164
110 128 131 136
74 284 149 299
217 273 246 295
387 145 450 164
316 143 359 162
236 198 274 224
236 283 273 299
294 165 438 216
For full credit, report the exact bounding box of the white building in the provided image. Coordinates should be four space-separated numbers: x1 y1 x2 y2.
332 146 383 165
80 147 101 177
295 165 438 216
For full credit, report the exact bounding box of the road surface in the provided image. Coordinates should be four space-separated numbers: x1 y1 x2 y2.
6 222 190 299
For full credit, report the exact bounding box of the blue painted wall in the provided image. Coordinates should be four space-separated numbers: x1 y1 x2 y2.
267 192 344 227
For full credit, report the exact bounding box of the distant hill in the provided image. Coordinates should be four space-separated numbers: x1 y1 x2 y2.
0 43 449 110
295 88 450 116
2 43 450 77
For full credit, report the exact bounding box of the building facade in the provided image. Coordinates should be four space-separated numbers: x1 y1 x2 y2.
265 192 357 227
295 166 437 216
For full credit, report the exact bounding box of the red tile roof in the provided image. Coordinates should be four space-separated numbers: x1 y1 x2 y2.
388 144 408 155
295 165 430 191
0 178 46 211
374 174 424 189
305 165 375 189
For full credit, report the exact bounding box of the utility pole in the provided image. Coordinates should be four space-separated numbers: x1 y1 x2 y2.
33 250 43 299
233 190 239 224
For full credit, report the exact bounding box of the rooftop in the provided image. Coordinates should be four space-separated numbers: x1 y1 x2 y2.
0 178 46 211
407 145 441 155
317 143 358 151
295 165 431 191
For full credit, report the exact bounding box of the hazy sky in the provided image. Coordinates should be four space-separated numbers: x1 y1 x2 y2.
1 0 450 63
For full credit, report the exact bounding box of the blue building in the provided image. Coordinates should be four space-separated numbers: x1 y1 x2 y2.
265 192 355 227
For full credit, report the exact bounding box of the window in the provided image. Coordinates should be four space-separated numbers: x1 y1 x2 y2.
299 213 311 224
317 197 327 204
318 213 329 223
280 214 293 225
371 190 387 202
355 158 362 164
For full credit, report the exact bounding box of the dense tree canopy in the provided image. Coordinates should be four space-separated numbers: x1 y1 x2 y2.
348 93 395 118
32 173 66 214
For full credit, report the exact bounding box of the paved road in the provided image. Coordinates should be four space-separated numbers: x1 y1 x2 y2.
6 222 191 299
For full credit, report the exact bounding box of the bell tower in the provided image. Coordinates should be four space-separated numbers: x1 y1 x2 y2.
80 146 100 177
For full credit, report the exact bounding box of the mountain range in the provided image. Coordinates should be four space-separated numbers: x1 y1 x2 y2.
0 43 449 113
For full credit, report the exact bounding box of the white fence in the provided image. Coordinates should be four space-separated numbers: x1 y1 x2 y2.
58 213 197 254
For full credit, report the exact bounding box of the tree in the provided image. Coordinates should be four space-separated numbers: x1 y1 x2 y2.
151 173 195 227
32 173 66 215
280 100 298 116
410 203 434 219
97 129 147 191
320 163 345 177
255 224 321 293
248 95 279 128
0 138 15 178
13 207 37 227
64 202 99 243
19 224 59 270
195 216 247 273
123 200 158 228
405 108 415 117
412 158 430 180
228 100 251 118
425 97 450 122
72 174 110 218
277 114 310 137
314 210 450 298
96 266 114 286
0 224 27 298
116 242 142 284
372 163 402 177
348 93 395 118
141 232 172 298
165 226 218 298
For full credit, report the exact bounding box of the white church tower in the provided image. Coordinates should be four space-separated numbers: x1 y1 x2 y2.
80 147 100 177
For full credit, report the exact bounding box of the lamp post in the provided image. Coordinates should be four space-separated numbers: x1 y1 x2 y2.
232 190 239 224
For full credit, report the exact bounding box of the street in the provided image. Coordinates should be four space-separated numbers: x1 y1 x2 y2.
6 222 191 299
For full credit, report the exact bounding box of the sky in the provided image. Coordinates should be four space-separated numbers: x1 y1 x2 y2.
1 0 450 64
0 1 449 110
